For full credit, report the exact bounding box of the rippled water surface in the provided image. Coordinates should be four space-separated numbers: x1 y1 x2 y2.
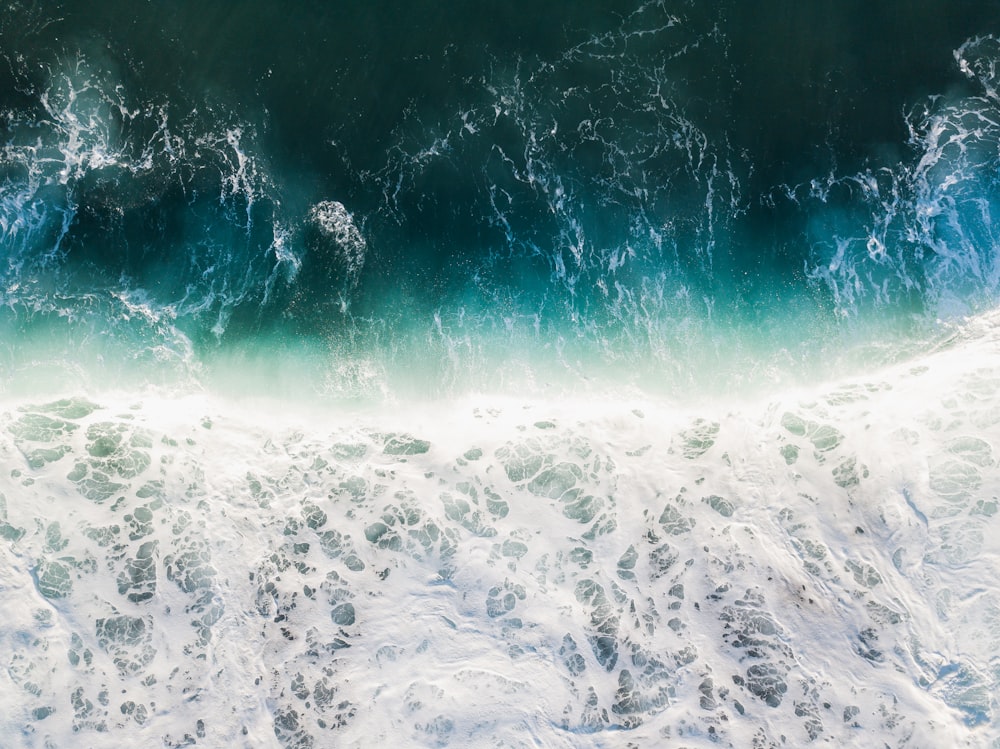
2 2 1000 746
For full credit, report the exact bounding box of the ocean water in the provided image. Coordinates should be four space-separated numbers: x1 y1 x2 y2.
2 2 1000 747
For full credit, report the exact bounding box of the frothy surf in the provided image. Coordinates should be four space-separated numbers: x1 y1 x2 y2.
3 309 1000 747
3 2 1000 747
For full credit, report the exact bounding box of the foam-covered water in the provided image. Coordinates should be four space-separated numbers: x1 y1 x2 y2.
3 2 1000 747
3 312 1000 747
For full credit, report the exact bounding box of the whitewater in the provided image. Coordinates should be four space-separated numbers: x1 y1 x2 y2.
4 2 1000 747
2 309 999 747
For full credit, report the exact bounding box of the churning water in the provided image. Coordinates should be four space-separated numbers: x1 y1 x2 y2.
2 2 1000 746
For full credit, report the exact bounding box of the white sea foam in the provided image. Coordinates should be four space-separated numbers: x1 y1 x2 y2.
308 200 367 290
2 311 1000 748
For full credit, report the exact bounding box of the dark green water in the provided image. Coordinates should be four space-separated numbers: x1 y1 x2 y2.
3 1 1000 397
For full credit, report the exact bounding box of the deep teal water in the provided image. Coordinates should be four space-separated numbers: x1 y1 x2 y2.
3 1 1000 397
5 7 1000 746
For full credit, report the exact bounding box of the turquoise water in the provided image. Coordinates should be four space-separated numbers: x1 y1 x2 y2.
3 1 1000 398
4 4 1000 748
